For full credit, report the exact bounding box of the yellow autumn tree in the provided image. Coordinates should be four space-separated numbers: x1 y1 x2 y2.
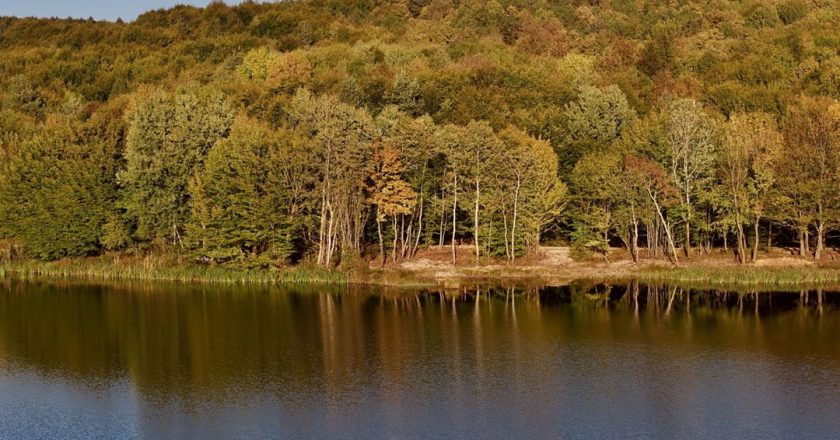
368 141 417 265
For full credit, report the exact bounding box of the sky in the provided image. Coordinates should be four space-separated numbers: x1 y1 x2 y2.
0 1 241 22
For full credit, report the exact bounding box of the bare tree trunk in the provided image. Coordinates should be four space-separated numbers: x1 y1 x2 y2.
392 216 399 264
723 230 728 252
326 204 336 266
766 223 772 250
816 219 825 261
649 190 678 265
751 217 760 263
411 190 424 258
400 215 407 258
317 194 327 265
439 195 446 249
630 205 639 263
172 222 184 248
377 216 385 266
631 222 639 263
652 218 659 259
799 228 806 257
474 177 480 262
451 174 458 265
510 179 520 262
486 215 493 258
502 212 511 262
805 227 811 257
735 220 746 264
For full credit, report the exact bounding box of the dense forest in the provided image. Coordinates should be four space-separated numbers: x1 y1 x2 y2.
0 0 838 268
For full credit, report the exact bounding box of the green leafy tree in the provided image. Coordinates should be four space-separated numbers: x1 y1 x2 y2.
625 155 680 264
569 152 621 259
560 85 636 174
781 97 840 259
288 89 376 266
720 112 782 263
187 117 294 267
497 127 567 260
0 118 119 259
120 88 234 245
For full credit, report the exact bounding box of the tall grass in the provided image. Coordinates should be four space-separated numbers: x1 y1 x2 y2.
6 255 840 290
638 266 840 288
0 259 348 285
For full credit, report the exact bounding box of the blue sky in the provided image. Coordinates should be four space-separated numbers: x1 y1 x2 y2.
0 1 242 22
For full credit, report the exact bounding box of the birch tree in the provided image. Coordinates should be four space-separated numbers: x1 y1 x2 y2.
720 112 782 263
498 127 567 260
289 89 376 266
782 97 840 260
626 155 680 264
664 98 717 257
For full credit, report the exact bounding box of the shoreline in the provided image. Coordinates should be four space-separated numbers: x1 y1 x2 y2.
3 249 840 290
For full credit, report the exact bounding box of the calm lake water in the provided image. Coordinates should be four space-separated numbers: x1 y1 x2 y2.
1 279 839 439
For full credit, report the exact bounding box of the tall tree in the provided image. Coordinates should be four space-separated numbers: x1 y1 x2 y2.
782 97 840 260
569 152 621 259
187 117 295 267
120 88 233 245
664 98 718 257
498 127 567 259
720 112 782 263
0 116 120 259
368 140 417 264
625 155 680 264
560 85 637 174
463 121 504 261
435 124 472 264
289 89 375 266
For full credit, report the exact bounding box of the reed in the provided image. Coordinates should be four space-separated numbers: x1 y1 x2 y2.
0 259 348 286
637 266 840 288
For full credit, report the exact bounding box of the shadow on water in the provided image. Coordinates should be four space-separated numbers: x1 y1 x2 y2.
1 277 840 438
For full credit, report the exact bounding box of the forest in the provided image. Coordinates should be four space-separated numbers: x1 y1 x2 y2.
0 0 838 269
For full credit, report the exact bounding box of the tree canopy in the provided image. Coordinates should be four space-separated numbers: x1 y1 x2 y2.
0 0 838 266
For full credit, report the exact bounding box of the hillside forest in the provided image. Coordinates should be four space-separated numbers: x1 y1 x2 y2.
0 0 838 268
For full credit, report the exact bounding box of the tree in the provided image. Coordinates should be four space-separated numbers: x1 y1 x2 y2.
498 127 567 259
368 140 417 264
187 117 295 267
560 85 636 174
2 75 45 118
569 152 621 259
0 117 120 259
612 160 648 263
463 121 504 261
288 89 376 266
782 97 840 260
720 112 782 263
387 73 423 116
120 88 234 245
0 0 839 269
664 98 718 257
435 124 471 264
375 108 439 260
625 155 680 264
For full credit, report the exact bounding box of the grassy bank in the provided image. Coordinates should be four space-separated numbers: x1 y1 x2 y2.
636 265 840 288
0 258 348 285
4 253 840 290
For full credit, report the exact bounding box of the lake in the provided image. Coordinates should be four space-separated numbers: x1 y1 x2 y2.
1 278 839 439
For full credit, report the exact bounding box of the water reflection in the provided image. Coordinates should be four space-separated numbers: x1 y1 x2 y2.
1 278 839 438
